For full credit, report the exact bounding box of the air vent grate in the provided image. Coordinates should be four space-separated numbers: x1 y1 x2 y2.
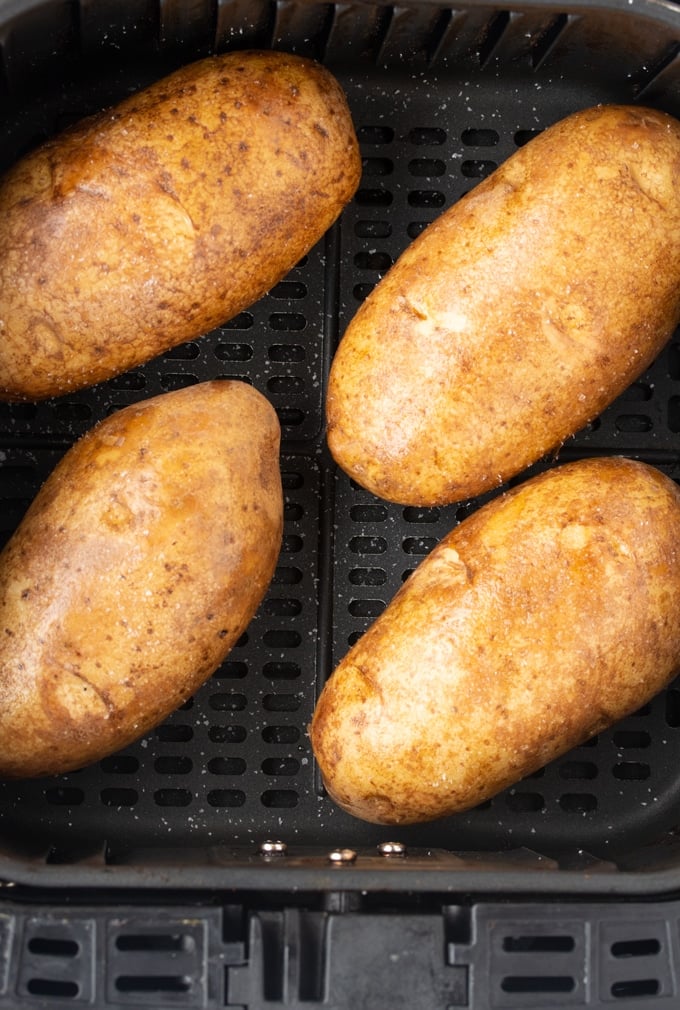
474 905 679 1007
106 915 212 1006
17 918 94 1004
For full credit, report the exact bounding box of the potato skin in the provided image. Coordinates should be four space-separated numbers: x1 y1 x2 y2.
0 380 282 777
0 51 360 400
310 457 680 824
327 105 680 506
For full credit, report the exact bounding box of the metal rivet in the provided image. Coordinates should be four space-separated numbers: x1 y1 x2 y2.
259 839 287 856
378 841 407 857
328 848 357 864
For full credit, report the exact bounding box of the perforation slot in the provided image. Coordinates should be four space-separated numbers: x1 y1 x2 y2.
408 157 446 176
207 790 245 808
209 726 246 744
208 757 246 776
214 342 253 362
559 761 598 780
263 694 301 713
262 758 300 776
263 661 301 680
115 934 194 953
348 599 385 618
362 156 393 176
349 567 387 586
460 158 497 178
402 535 437 555
154 757 192 775
612 763 651 780
611 979 660 998
501 975 576 993
357 124 393 146
462 127 499 146
559 793 597 813
503 935 575 953
408 126 446 145
350 535 388 555
261 789 298 808
611 939 661 958
262 726 300 745
407 188 446 207
155 725 193 743
28 937 79 957
27 979 79 998
613 730 651 749
665 688 680 726
506 792 545 812
355 219 392 238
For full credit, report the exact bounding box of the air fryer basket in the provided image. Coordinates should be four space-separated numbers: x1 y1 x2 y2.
2 0 680 901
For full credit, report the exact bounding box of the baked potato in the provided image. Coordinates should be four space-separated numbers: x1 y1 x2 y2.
326 104 680 506
0 380 282 777
311 457 680 824
0 50 360 399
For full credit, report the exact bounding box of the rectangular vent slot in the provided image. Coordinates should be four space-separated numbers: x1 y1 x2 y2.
611 978 661 998
503 935 575 953
501 975 576 993
611 938 661 958
115 975 192 993
115 934 193 953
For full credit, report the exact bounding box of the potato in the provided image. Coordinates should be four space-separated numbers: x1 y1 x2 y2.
310 457 680 824
0 51 360 400
326 105 680 507
0 380 282 777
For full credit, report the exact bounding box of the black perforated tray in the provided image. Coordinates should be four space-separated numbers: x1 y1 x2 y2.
2 0 680 897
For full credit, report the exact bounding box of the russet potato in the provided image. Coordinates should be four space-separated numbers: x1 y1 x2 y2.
310 458 680 824
0 380 282 777
327 105 680 506
0 50 360 399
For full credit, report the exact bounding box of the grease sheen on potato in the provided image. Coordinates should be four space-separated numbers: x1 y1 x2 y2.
0 50 360 400
0 380 282 778
310 458 680 824
327 105 680 506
